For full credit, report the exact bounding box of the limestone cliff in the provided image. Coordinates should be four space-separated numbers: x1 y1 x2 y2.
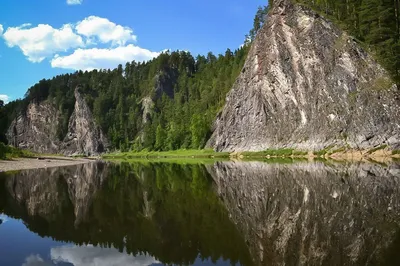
6 101 61 154
208 0 400 152
62 88 109 156
207 161 400 265
7 87 108 156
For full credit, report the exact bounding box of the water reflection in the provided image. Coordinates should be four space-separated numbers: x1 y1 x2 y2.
0 162 251 266
21 245 160 266
208 161 400 266
2 160 400 266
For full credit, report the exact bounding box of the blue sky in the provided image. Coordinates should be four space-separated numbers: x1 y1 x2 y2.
0 0 266 102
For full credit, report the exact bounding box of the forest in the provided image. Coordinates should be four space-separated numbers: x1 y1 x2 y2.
294 0 400 83
1 0 399 152
0 6 268 152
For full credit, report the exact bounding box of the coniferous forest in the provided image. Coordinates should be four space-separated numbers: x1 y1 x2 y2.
1 0 399 152
294 0 400 83
0 6 268 152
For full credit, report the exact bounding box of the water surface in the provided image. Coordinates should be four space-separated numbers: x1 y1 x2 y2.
1 160 400 265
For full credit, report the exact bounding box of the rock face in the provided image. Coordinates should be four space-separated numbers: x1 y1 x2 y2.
208 0 400 152
62 88 109 156
6 101 61 154
207 161 400 265
7 88 108 156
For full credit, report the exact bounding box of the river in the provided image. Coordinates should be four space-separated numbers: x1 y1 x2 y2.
1 160 400 265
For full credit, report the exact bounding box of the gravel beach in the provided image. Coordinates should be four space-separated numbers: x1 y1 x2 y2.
0 157 91 172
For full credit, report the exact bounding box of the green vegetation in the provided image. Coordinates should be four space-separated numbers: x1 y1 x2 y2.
103 149 230 159
240 148 308 157
0 142 32 160
313 145 336 156
242 157 308 164
0 162 253 265
0 48 250 153
314 149 329 157
392 150 400 155
293 0 400 84
0 6 271 154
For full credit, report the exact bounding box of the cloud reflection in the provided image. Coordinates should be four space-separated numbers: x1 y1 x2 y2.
22 254 52 266
0 214 9 224
51 245 160 266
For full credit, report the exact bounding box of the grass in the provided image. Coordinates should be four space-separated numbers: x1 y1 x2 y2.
240 148 308 157
0 143 34 160
103 149 230 159
101 146 400 162
314 145 336 157
242 157 308 164
107 157 228 165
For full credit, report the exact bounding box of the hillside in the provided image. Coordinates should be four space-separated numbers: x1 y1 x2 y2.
2 0 400 154
0 47 250 154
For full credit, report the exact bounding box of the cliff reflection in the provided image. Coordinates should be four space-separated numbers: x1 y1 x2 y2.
208 161 400 266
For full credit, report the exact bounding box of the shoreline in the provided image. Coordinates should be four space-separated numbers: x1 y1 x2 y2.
103 148 400 163
1 148 399 173
0 157 92 173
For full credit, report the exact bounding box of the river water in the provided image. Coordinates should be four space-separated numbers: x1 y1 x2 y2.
1 160 400 266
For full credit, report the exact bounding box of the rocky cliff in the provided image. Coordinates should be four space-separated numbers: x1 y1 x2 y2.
207 161 400 265
207 0 400 152
7 87 108 156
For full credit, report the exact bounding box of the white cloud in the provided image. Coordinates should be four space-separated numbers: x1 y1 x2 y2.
51 44 160 71
51 245 160 266
1 17 161 71
67 0 83 5
0 94 10 103
3 23 84 62
0 24 3 36
76 16 137 46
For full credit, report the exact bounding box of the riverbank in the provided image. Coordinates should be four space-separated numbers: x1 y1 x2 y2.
0 157 92 172
103 147 400 163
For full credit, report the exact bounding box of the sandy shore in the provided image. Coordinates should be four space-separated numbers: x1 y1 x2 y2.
0 157 92 172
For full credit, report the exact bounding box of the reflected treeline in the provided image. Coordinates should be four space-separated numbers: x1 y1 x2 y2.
0 162 252 266
208 161 400 266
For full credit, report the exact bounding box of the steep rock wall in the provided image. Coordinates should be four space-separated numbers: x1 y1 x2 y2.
7 88 108 155
6 102 61 154
62 88 109 156
207 0 400 152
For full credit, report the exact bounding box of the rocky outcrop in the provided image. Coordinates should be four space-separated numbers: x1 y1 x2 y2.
140 69 178 125
207 161 400 265
208 0 400 152
62 88 109 156
6 102 61 154
7 87 108 156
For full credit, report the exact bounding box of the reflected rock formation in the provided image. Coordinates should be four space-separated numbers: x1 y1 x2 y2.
207 161 400 266
2 163 108 226
0 162 252 266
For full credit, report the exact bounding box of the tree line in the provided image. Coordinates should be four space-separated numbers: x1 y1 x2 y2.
0 48 250 151
4 0 396 153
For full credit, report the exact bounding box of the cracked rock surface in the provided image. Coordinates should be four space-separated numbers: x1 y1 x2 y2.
207 0 400 152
